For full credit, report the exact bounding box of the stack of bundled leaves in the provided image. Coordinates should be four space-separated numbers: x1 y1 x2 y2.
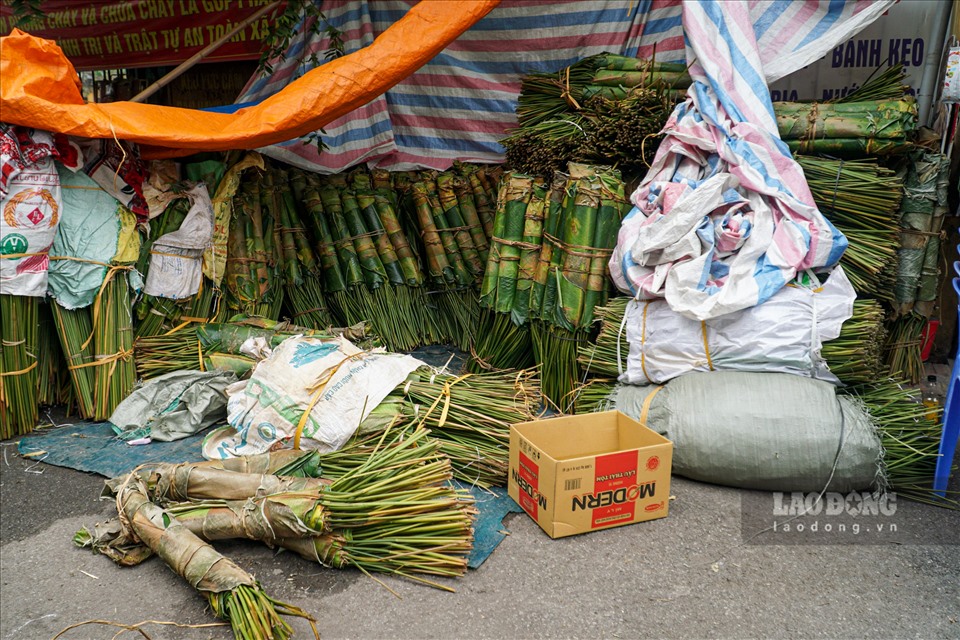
776 64 917 157
294 169 432 350
224 168 286 321
396 169 496 350
469 163 627 409
469 172 549 371
504 53 677 180
886 151 952 383
531 163 629 410
78 426 478 638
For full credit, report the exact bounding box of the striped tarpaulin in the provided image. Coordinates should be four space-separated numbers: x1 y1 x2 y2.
238 0 888 174
609 0 894 320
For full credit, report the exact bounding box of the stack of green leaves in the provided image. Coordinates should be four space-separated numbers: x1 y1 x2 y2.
778 99 917 157
795 155 902 298
267 167 334 329
0 294 39 437
532 163 628 411
470 172 541 371
224 169 284 320
402 177 479 350
893 152 951 318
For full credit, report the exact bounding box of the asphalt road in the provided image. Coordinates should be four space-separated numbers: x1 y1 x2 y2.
1 431 958 640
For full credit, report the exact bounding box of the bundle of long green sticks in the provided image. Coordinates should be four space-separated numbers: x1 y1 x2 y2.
399 172 488 350
532 163 629 411
36 301 74 411
0 294 40 437
387 367 541 487
795 155 902 298
844 379 956 507
576 296 629 379
134 317 375 380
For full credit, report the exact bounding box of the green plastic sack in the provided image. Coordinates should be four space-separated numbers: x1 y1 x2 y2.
606 372 884 492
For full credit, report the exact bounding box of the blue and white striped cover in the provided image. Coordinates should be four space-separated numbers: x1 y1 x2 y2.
608 0 893 320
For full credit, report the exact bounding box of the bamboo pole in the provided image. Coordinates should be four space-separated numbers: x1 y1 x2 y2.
130 2 281 103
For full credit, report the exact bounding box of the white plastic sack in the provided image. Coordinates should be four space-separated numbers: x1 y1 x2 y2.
203 336 423 460
621 266 855 386
143 183 213 300
0 129 61 297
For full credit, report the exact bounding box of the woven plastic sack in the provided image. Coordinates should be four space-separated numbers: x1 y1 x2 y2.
204 336 422 459
620 266 854 385
606 372 883 492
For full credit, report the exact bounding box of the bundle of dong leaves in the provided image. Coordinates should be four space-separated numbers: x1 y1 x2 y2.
76 427 475 639
471 164 629 411
211 161 503 352
505 53 680 179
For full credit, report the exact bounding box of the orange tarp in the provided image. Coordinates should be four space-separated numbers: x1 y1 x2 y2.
0 0 500 156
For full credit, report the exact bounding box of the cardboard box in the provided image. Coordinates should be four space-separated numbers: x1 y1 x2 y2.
508 410 673 538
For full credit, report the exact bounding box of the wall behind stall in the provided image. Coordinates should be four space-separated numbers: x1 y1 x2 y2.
773 0 952 127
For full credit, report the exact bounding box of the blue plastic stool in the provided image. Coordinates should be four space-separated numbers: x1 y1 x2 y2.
934 276 960 497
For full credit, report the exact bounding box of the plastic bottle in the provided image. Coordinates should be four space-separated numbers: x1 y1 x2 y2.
922 375 940 421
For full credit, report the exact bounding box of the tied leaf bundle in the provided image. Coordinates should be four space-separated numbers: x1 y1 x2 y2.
795 155 902 298
471 172 539 371
76 474 318 640
892 152 951 318
777 84 918 158
402 176 479 351
820 299 888 385
0 294 39 437
533 164 628 411
225 169 283 320
885 311 927 384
